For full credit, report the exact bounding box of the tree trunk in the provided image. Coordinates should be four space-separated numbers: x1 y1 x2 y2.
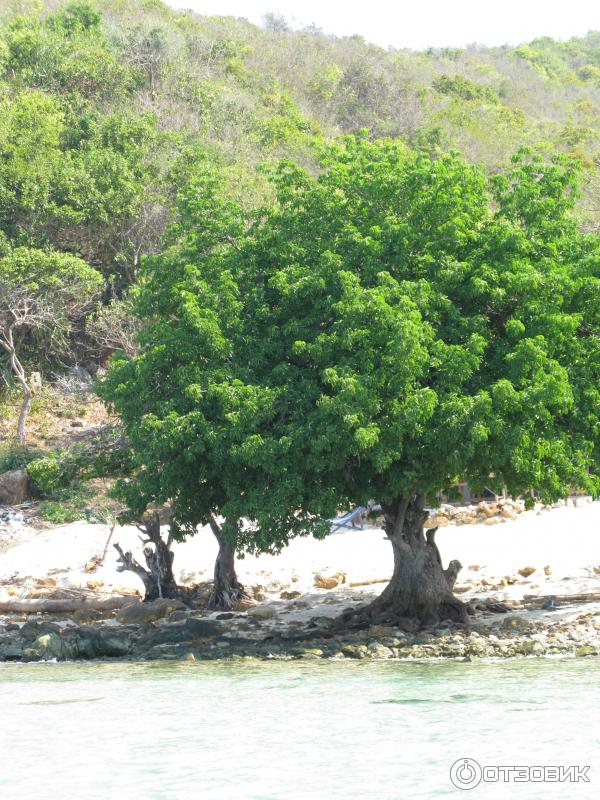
17 385 32 446
114 512 179 602
0 327 33 445
339 495 467 630
207 516 247 610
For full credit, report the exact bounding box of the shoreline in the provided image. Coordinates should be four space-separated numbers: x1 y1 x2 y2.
1 501 599 664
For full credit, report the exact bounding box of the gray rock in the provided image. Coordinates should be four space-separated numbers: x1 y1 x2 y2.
184 617 220 638
19 620 61 641
116 598 186 625
0 640 23 660
72 628 131 658
23 632 76 661
0 470 28 505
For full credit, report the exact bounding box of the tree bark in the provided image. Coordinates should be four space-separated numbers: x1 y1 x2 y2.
207 516 247 610
0 596 137 614
339 494 467 630
16 385 32 446
113 512 179 602
0 325 33 445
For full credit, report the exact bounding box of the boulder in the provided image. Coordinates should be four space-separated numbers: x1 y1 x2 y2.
116 598 185 625
518 566 536 578
72 628 130 658
280 590 302 600
23 632 76 661
19 620 61 640
313 572 346 590
184 617 220 638
0 640 23 661
0 470 28 505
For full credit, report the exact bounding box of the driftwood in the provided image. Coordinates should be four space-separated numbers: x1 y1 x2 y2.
113 511 178 602
0 596 137 614
523 592 600 608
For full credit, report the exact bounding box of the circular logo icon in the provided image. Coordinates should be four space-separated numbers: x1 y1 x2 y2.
450 758 482 790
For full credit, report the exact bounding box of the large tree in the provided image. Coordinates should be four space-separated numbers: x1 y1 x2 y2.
103 139 600 624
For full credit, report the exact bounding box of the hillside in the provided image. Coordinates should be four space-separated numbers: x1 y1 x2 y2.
0 0 599 521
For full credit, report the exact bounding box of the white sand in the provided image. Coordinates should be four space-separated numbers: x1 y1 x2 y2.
0 502 598 602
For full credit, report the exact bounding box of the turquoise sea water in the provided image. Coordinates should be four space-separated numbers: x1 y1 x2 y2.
0 658 598 799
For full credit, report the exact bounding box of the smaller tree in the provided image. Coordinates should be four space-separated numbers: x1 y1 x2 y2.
0 247 101 443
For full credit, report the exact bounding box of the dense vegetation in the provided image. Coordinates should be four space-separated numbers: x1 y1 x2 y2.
0 1 599 613
0 2 598 335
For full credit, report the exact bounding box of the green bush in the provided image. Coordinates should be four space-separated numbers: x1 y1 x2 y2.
26 453 78 493
0 445 44 474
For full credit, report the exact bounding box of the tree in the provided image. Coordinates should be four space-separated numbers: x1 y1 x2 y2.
234 140 600 627
104 138 600 626
0 247 101 443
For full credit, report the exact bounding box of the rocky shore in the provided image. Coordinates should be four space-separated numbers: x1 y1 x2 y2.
1 499 599 664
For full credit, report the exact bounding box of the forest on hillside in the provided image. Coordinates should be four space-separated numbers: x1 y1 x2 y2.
0 0 599 451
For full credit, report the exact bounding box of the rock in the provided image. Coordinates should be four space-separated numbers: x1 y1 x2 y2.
512 639 545 656
543 565 553 576
72 608 103 624
168 610 190 623
19 620 61 640
518 566 536 578
454 585 471 594
367 625 396 638
483 516 502 525
297 648 323 658
313 572 346 590
86 579 105 590
280 590 302 600
368 642 394 659
73 628 130 658
0 640 23 660
184 618 220 638
181 652 196 661
247 606 278 620
23 632 76 661
342 643 368 659
468 565 482 571
216 612 235 621
116 598 185 625
0 470 28 505
575 645 598 657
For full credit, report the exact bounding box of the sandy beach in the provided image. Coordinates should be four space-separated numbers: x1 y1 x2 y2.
0 500 599 661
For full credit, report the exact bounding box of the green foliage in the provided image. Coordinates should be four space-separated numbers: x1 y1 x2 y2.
0 247 102 359
0 444 43 473
37 484 96 523
433 74 499 104
27 453 74 493
101 138 600 559
26 429 132 494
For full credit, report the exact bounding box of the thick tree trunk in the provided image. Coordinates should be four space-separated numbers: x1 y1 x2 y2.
339 495 467 630
114 512 179 602
207 516 247 610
